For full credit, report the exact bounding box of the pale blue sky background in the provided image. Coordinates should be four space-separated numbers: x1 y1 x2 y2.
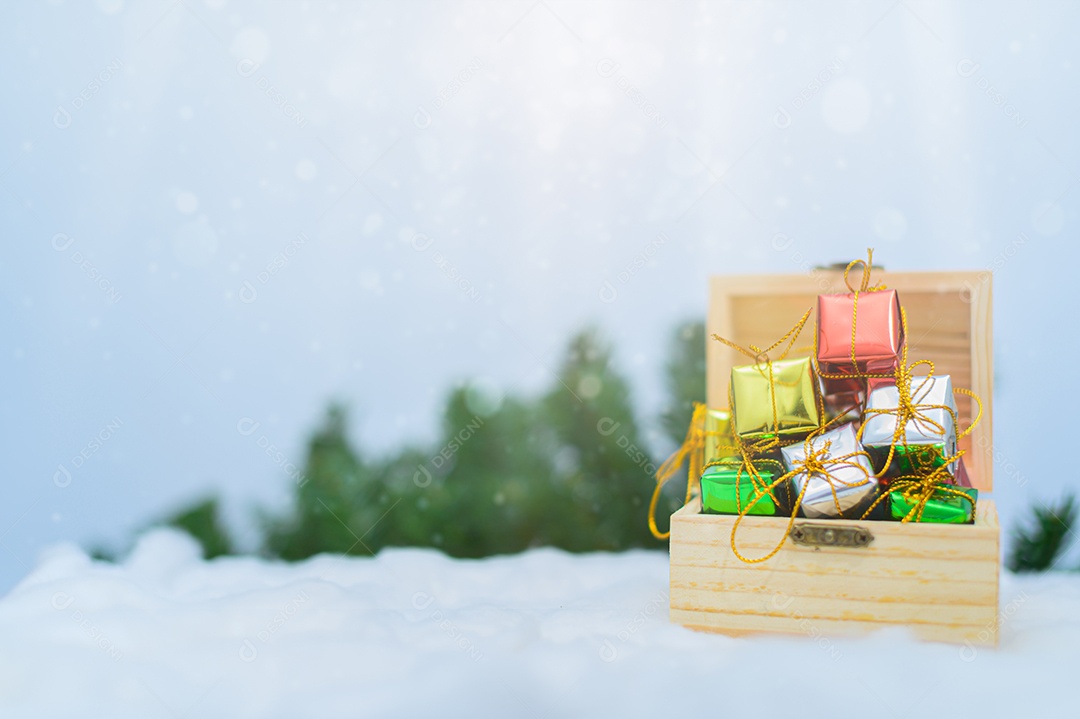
1 0 1074 589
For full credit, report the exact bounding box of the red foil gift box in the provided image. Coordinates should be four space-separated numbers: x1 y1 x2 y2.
952 456 973 488
816 289 904 394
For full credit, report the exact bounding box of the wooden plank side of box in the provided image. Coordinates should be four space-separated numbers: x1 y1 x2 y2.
669 498 1000 646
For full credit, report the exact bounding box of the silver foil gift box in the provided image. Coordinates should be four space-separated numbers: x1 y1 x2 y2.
781 422 879 519
860 374 957 459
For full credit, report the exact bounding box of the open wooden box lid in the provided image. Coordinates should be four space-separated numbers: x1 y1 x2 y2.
707 270 994 492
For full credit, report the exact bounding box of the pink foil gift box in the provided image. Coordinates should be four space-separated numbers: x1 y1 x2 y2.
816 289 905 394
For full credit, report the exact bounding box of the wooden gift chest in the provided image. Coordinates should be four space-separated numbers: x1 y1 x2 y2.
668 270 999 646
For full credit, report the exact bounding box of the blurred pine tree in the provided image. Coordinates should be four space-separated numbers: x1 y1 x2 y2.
542 328 655 551
369 445 444 550
263 404 387 560
146 320 1080 573
659 320 707 448
162 497 234 559
427 388 560 557
261 326 662 559
250 321 717 557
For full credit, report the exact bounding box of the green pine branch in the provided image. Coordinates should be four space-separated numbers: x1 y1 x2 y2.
1007 494 1076 573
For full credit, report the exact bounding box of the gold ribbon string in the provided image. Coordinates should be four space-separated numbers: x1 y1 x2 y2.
712 307 814 443
856 307 983 476
708 307 870 564
843 247 887 294
843 248 888 374
808 441 876 519
712 306 813 368
860 450 976 523
954 387 984 440
815 247 893 384
649 403 739 540
813 336 898 383
728 437 874 564
649 309 815 541
701 456 788 516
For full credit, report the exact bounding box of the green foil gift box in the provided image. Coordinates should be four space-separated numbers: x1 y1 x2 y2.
868 442 949 479
704 408 739 464
889 484 978 524
700 458 789 516
730 357 822 440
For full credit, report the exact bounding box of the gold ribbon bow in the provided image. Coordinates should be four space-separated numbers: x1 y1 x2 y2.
860 450 976 522
844 247 886 375
711 307 814 456
702 455 788 515
728 436 874 564
858 307 983 475
815 247 894 383
844 247 887 294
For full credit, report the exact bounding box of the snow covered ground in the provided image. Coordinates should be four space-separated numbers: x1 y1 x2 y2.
2 528 1074 718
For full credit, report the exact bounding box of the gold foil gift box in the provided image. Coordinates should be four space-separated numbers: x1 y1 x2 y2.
703 408 739 464
730 357 822 440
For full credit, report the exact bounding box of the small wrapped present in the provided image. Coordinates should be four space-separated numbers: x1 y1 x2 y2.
889 483 978 524
731 356 822 440
816 251 904 394
704 408 739 464
700 458 789 516
780 423 880 519
868 442 948 479
861 374 958 466
713 308 822 442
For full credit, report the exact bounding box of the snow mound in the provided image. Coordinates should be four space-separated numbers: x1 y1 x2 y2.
0 529 1073 718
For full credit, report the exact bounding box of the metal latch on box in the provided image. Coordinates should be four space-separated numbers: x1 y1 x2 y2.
790 523 874 548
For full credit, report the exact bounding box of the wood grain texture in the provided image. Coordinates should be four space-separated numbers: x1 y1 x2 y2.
669 497 1000 646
